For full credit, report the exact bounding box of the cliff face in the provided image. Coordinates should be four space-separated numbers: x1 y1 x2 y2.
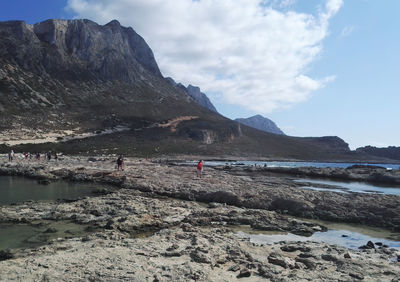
0 19 161 81
235 115 285 135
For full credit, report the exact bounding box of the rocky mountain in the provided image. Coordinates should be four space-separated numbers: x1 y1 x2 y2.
186 85 217 113
0 18 384 161
0 19 214 132
356 146 400 161
166 77 217 113
235 115 285 135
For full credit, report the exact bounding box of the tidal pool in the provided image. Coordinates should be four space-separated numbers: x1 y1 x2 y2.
234 221 400 250
0 221 98 251
294 178 400 196
0 176 103 205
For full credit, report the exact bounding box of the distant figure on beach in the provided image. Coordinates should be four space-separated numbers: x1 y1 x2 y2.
197 160 203 178
54 152 58 161
8 150 14 162
117 155 124 171
47 151 51 161
36 152 40 161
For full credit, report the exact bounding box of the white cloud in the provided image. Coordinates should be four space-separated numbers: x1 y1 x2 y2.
67 0 342 114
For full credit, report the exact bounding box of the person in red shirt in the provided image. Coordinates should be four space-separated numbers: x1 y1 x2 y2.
197 160 203 178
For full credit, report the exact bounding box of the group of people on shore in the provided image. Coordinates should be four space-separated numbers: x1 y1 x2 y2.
6 150 58 162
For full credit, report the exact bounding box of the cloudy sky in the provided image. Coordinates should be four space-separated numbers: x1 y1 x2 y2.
1 0 399 149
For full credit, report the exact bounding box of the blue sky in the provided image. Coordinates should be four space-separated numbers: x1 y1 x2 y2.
0 0 398 149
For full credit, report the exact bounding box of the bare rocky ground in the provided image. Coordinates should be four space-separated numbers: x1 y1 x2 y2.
0 155 399 281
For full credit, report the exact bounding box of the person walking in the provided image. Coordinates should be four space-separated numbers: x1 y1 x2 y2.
196 160 203 178
8 150 14 162
116 155 124 171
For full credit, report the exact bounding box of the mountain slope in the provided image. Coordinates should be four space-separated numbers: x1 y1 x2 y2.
0 19 218 135
0 18 384 161
235 115 285 135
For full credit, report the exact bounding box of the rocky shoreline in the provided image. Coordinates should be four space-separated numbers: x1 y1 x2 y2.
0 156 399 281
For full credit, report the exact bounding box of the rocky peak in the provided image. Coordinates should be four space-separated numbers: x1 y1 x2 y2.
186 85 217 113
165 78 218 113
0 19 162 81
235 115 285 135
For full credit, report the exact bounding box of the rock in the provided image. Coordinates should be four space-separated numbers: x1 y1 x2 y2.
349 272 364 280
236 268 251 278
321 254 341 263
281 244 311 253
37 179 51 185
81 236 91 242
268 253 294 269
295 257 316 270
44 227 57 233
0 249 13 261
228 264 240 272
104 219 114 230
366 241 375 248
190 248 211 264
344 253 351 259
359 241 375 250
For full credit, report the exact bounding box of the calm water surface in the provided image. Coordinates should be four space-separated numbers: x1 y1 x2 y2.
191 161 400 170
235 220 400 249
0 176 101 205
0 221 97 251
294 178 400 196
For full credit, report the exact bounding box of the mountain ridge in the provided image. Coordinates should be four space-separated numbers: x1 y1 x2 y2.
235 115 285 135
165 77 218 113
0 18 390 161
356 146 400 161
